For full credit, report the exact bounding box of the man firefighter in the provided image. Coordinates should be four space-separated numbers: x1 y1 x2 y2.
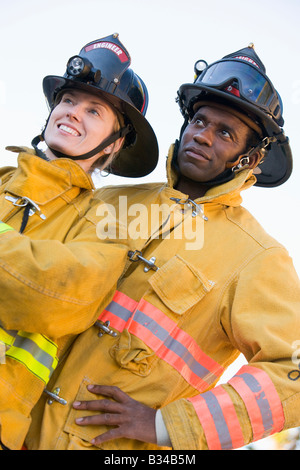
0 34 158 450
26 44 300 450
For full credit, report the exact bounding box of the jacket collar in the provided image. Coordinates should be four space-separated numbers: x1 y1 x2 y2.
3 146 95 204
166 143 256 207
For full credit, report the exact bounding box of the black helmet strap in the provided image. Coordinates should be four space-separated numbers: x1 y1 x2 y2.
32 124 132 161
226 135 277 171
47 123 132 160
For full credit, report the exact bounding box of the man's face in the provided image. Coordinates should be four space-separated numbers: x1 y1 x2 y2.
177 105 251 183
44 89 117 158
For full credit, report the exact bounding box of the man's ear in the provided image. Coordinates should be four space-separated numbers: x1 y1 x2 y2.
248 150 264 169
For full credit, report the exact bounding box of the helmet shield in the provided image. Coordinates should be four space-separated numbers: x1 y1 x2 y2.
177 46 293 187
42 34 158 177
197 60 282 122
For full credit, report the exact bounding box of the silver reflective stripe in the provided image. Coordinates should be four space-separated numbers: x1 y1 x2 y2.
0 327 58 384
105 300 133 322
133 309 219 384
13 334 57 376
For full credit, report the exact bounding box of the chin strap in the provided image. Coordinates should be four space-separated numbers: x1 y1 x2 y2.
226 136 277 172
31 135 50 161
172 135 278 188
48 124 132 160
32 124 132 161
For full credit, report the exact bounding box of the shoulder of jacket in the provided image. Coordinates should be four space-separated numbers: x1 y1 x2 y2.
94 182 164 201
0 166 17 186
224 205 283 250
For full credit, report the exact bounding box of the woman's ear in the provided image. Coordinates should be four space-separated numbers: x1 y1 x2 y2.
104 137 124 155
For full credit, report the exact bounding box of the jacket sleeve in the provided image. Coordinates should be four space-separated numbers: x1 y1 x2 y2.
0 206 130 339
161 247 300 450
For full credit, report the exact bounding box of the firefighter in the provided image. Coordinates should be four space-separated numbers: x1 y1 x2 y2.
26 45 300 450
0 33 158 450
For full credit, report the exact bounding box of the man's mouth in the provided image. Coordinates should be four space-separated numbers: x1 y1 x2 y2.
185 147 211 161
58 124 81 137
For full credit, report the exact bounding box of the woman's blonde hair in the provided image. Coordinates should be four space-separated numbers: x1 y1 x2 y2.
90 108 125 173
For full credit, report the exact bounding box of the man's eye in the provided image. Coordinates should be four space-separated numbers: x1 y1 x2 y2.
63 97 73 104
221 130 231 138
195 118 204 126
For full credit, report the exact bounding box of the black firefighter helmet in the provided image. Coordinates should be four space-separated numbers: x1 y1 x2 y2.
40 33 158 178
177 44 293 187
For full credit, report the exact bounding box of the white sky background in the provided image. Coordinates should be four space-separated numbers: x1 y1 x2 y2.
0 0 299 279
0 0 299 448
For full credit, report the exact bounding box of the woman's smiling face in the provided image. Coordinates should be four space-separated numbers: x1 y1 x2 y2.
44 89 118 160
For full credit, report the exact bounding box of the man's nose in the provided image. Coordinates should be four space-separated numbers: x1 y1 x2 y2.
193 126 213 146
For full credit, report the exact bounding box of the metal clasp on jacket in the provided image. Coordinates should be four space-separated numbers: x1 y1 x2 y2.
128 250 159 272
5 195 46 220
170 197 208 220
94 320 118 338
44 387 67 406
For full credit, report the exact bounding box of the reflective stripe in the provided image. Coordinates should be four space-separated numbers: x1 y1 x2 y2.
0 327 58 384
228 365 285 440
0 222 14 234
0 328 17 347
100 290 137 331
188 387 245 450
99 291 224 391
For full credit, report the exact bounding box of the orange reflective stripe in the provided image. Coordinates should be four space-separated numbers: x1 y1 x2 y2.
228 365 284 440
129 299 224 391
99 293 224 391
99 291 137 331
188 387 245 450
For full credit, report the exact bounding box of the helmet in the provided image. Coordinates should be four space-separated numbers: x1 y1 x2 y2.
40 33 158 177
177 45 293 187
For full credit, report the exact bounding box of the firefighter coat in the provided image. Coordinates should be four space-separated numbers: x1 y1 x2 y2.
0 147 129 450
26 144 300 450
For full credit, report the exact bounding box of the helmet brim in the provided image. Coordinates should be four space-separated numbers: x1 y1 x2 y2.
43 75 159 177
178 83 293 187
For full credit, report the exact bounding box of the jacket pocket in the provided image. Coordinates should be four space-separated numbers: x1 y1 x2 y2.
148 255 215 314
110 329 156 377
63 376 118 450
110 256 215 376
63 377 156 450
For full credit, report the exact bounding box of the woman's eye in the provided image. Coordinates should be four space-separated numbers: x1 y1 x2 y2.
89 109 100 116
63 97 73 104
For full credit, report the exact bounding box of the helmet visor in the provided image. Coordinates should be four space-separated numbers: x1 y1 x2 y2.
197 60 280 119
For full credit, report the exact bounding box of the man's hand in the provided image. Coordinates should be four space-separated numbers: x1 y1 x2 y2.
73 384 157 447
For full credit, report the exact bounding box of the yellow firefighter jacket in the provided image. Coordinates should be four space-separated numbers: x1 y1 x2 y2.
26 144 300 450
0 147 129 450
